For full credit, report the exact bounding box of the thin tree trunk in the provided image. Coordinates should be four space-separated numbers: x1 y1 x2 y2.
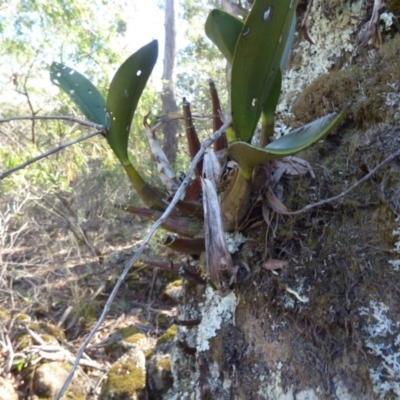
161 0 179 163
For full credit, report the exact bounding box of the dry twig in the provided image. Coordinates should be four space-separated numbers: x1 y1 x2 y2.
0 130 103 180
282 148 400 216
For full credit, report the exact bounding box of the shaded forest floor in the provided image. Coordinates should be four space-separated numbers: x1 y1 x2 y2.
0 172 179 398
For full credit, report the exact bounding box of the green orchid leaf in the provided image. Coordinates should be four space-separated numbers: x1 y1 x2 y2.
260 68 282 145
231 0 298 142
280 13 296 71
205 9 244 64
228 110 346 169
106 40 158 165
105 41 166 211
50 62 106 126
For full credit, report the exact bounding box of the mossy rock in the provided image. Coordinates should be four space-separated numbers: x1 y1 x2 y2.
0 306 10 321
39 322 66 342
100 347 146 400
163 280 183 303
0 376 18 400
146 354 173 399
15 313 31 323
105 326 146 359
291 35 400 128
156 325 177 347
33 361 86 399
146 326 176 399
15 332 32 351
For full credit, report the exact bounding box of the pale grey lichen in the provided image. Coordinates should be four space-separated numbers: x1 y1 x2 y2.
224 232 246 254
380 12 395 31
278 0 362 118
196 286 237 352
359 300 400 397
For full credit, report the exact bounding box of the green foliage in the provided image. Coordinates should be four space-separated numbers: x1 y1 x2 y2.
228 111 346 168
231 0 297 142
50 63 107 126
46 0 345 239
205 10 243 64
106 40 158 166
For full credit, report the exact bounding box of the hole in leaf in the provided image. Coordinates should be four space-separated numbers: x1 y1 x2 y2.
56 72 61 77
88 89 92 94
124 89 129 97
263 6 273 22
279 34 283 43
289 0 295 9
136 70 142 76
112 117 116 121
53 79 59 85
69 70 75 75
69 89 75 94
242 26 251 36
252 98 258 107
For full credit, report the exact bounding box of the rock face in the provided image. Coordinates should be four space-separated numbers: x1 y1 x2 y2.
166 1 400 399
0 377 18 400
33 361 86 399
146 325 177 399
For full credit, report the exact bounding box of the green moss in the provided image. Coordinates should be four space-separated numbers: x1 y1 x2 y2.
105 327 145 357
156 325 177 346
100 359 145 399
40 323 66 342
124 332 145 345
0 306 10 321
291 35 400 128
15 332 32 351
387 0 400 15
39 333 59 345
155 356 171 372
15 313 31 322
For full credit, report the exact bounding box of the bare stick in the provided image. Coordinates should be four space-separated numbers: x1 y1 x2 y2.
283 148 400 216
0 130 103 180
0 115 105 130
55 118 232 400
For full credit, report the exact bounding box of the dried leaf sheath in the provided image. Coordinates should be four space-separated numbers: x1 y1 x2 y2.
182 98 203 177
201 178 234 295
143 116 179 193
162 235 205 255
209 80 227 151
115 204 202 238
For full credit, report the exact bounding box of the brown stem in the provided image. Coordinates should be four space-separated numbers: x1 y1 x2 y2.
209 80 227 151
182 98 203 177
162 235 205 254
115 204 202 238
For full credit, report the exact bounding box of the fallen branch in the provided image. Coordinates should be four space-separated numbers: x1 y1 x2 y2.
283 148 400 215
0 130 103 180
55 117 232 400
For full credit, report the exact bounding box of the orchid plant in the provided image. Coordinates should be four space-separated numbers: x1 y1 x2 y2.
50 0 345 292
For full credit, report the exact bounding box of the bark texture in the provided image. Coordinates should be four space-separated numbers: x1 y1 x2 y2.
166 1 400 399
162 0 179 163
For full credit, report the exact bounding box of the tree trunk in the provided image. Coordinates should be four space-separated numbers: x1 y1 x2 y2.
166 1 400 398
161 0 179 163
